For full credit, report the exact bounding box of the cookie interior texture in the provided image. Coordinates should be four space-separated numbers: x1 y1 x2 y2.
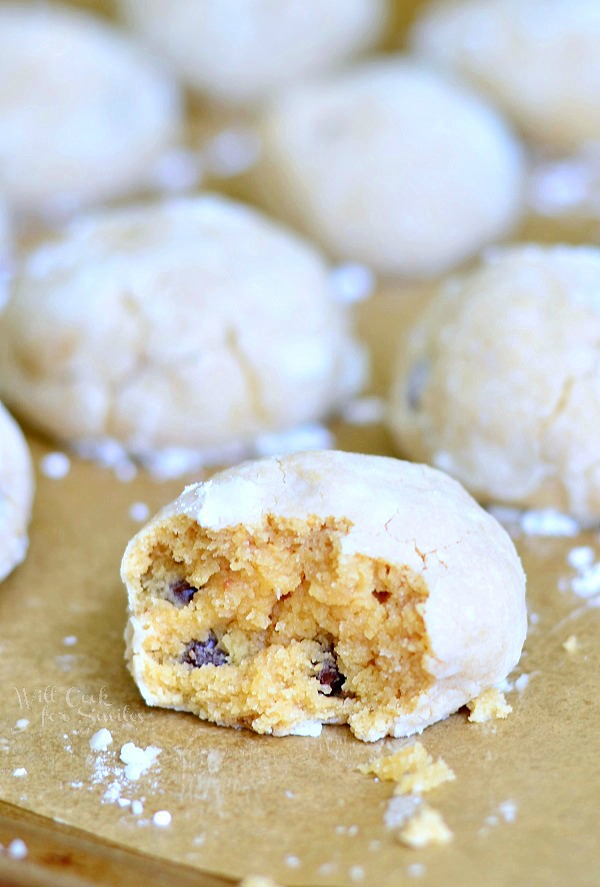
125 513 433 742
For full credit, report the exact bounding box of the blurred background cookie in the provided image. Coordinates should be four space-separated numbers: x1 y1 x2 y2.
118 0 389 109
251 58 526 277
411 0 600 153
0 195 366 470
0 2 182 217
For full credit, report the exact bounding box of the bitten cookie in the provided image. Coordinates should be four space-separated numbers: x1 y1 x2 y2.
0 2 181 214
411 0 600 152
121 451 526 741
389 244 600 522
252 58 525 277
0 402 34 582
0 196 365 466
118 0 388 108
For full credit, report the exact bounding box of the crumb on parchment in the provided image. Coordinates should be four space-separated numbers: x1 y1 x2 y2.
467 688 512 723
359 741 455 795
397 805 453 849
562 634 579 654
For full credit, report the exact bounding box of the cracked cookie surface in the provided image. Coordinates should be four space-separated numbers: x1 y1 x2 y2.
389 244 600 522
0 195 365 461
121 450 526 741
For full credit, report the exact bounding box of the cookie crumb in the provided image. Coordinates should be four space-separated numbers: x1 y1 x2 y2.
7 838 28 860
520 509 579 537
397 805 453 848
129 502 150 522
131 800 144 815
563 634 579 654
89 728 113 752
514 673 530 693
40 451 70 479
341 396 385 426
467 688 512 723
359 742 455 794
152 810 171 828
119 742 161 780
329 262 375 304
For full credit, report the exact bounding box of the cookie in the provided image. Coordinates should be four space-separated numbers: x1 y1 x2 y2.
121 450 526 741
411 0 600 152
0 402 34 582
0 196 366 467
118 0 388 108
389 244 600 522
0 3 181 215
252 58 525 278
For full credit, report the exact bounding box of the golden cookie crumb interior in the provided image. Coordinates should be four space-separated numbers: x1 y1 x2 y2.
127 515 434 741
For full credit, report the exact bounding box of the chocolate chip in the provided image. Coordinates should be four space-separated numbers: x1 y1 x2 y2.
181 633 228 667
372 590 391 604
167 579 199 607
318 653 345 696
406 358 430 411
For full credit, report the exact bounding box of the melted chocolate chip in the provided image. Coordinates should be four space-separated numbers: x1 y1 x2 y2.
181 633 228 667
372 590 391 604
167 579 199 607
318 655 345 696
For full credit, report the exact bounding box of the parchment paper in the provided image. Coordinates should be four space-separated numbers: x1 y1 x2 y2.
0 2 599 884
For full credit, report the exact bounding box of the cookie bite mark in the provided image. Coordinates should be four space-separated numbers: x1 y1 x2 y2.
123 514 433 741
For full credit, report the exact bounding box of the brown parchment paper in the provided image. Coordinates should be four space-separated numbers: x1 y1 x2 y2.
0 406 599 887
1 2 599 884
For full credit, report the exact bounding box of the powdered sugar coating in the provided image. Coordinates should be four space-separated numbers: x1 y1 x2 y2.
119 0 387 108
389 244 600 521
254 58 525 277
0 195 366 461
412 0 600 151
0 2 181 214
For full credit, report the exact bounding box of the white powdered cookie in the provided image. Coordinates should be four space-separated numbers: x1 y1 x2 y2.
0 402 34 582
412 0 600 152
121 450 526 741
389 244 600 522
252 58 525 278
0 3 181 215
118 0 388 108
0 196 366 466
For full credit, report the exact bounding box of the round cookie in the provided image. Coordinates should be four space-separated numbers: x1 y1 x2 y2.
0 402 34 582
118 0 388 108
0 195 366 466
252 58 525 278
389 244 600 522
411 0 600 152
0 2 181 215
121 450 526 741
